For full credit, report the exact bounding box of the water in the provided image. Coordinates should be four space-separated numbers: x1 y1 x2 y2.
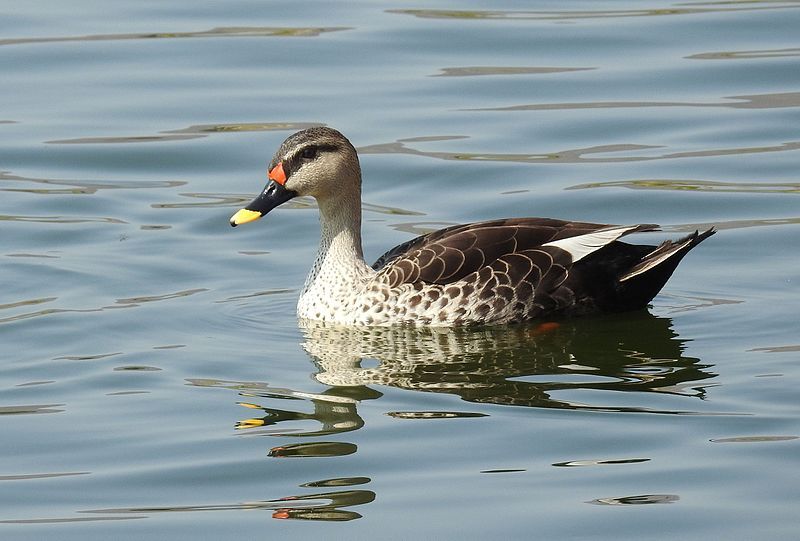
2 0 799 538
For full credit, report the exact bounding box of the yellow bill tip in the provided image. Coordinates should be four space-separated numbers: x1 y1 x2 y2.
230 208 263 227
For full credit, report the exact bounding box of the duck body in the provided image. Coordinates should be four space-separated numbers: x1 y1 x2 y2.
231 127 715 327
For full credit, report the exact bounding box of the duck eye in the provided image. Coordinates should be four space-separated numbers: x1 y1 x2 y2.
300 146 317 160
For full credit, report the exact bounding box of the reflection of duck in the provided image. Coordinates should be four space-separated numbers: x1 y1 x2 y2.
300 314 715 412
188 314 714 443
230 127 715 326
83 482 375 523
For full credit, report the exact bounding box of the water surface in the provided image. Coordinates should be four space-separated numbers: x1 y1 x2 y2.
1 1 799 539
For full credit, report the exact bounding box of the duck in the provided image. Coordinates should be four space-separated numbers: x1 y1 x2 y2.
230 127 715 326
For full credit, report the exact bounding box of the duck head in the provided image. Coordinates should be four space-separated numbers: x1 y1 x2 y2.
230 127 361 227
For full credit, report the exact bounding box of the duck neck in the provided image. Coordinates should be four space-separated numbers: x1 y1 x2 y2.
317 191 365 265
298 190 374 320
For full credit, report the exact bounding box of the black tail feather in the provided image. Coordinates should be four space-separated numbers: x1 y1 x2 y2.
568 228 715 314
613 228 716 311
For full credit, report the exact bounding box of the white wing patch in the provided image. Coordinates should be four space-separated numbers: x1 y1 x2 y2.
543 225 642 262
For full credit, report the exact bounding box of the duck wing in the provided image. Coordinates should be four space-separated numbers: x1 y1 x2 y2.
373 217 657 288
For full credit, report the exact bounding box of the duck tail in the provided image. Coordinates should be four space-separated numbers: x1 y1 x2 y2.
615 227 716 309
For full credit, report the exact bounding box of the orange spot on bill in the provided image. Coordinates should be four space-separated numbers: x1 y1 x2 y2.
268 161 287 185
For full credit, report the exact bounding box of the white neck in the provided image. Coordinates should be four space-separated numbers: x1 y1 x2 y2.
297 190 375 321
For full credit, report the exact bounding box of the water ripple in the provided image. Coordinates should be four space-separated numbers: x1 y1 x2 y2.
687 47 800 60
0 296 57 310
46 122 323 145
432 66 595 77
77 488 375 522
388 2 800 20
0 215 126 225
553 458 651 467
386 411 488 419
0 404 64 415
0 27 350 47
0 171 186 195
710 435 798 443
749 345 800 353
0 516 144 524
667 217 800 232
359 137 800 164
4 252 60 259
54 352 122 361
0 289 208 324
151 193 246 209
568 178 800 194
0 472 89 481
467 92 800 112
215 289 293 304
268 442 357 458
115 289 208 306
587 494 680 506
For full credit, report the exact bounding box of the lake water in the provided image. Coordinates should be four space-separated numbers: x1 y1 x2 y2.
2 1 799 538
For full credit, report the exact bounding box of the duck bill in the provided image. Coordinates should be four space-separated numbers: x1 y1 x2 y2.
230 180 297 227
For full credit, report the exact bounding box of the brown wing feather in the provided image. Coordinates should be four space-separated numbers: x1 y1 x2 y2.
375 217 617 288
372 217 610 271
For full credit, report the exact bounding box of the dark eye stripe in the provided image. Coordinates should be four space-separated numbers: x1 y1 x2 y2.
306 143 337 156
283 143 339 180
295 143 338 161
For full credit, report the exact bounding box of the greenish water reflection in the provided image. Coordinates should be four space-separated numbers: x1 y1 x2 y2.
197 313 719 445
300 314 717 413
